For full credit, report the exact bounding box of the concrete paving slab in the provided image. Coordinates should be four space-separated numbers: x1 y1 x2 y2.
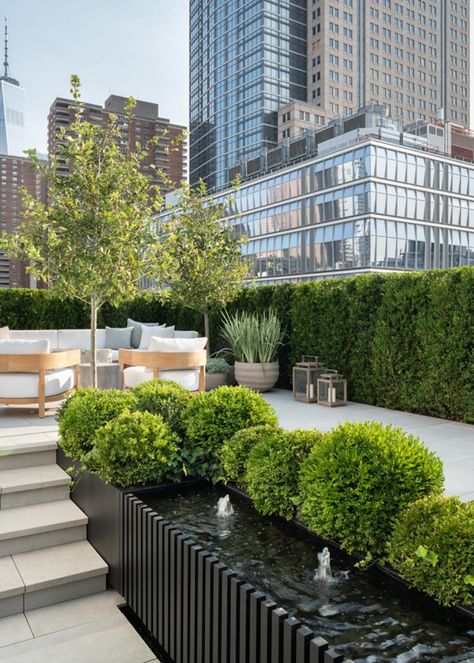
0 611 156 662
264 390 474 499
25 590 124 638
0 614 33 648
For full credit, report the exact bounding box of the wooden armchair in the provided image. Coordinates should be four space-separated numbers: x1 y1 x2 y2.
119 349 207 392
0 349 81 417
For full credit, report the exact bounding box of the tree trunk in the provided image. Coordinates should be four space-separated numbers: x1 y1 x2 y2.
204 308 210 358
90 296 98 389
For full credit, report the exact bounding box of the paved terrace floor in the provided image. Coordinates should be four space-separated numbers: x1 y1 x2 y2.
264 390 474 501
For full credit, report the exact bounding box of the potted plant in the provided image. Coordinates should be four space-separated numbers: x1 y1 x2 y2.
221 310 283 392
206 357 231 391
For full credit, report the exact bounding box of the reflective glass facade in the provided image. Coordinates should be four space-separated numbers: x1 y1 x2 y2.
0 80 27 157
215 141 474 281
189 0 307 191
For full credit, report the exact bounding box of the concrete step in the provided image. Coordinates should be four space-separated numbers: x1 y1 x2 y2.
13 540 108 612
0 465 71 510
0 500 87 557
0 440 57 471
0 556 24 618
0 541 108 618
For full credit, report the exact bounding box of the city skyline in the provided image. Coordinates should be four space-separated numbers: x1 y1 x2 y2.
0 0 189 154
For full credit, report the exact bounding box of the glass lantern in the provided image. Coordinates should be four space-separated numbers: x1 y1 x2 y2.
292 356 327 403
317 373 347 407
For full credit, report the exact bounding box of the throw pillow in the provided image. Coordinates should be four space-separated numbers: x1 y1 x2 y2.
139 325 175 350
0 326 10 340
127 318 165 349
148 336 207 353
105 326 134 350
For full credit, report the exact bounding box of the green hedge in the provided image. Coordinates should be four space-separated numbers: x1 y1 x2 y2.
2 268 473 421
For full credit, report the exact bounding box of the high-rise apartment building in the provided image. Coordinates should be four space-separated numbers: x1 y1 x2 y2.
48 95 187 194
0 19 27 158
307 0 469 127
190 0 470 191
0 154 47 288
189 0 308 191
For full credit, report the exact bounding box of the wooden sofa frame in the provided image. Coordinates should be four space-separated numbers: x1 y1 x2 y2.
119 349 207 392
0 349 81 417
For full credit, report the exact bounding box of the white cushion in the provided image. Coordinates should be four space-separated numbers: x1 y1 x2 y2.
57 330 106 350
0 339 50 354
0 368 75 399
148 336 207 353
139 325 175 350
174 330 199 339
10 330 57 350
123 366 200 391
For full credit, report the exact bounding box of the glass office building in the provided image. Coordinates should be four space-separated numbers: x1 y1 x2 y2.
214 137 474 281
189 0 307 191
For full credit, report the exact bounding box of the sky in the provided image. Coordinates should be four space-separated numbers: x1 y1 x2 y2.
1 0 189 154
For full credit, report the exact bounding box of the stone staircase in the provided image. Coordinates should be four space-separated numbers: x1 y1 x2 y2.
0 437 108 618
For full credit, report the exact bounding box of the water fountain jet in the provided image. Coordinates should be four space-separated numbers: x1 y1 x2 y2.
216 494 234 518
314 547 333 582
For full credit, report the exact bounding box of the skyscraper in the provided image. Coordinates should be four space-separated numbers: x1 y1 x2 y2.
189 0 470 191
189 0 308 191
0 19 27 158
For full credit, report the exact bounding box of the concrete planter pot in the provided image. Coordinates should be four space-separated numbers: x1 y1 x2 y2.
234 361 279 392
205 372 228 391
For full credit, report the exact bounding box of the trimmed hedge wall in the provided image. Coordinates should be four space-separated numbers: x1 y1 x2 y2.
1 268 473 422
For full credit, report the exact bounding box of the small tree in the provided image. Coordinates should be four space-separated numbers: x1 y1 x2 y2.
165 179 248 351
1 76 169 387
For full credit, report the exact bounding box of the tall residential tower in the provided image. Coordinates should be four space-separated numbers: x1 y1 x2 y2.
189 0 308 191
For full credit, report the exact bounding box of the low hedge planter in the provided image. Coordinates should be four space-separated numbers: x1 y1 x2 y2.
57 448 474 627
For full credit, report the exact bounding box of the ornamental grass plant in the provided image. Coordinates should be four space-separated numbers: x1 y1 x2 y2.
221 309 283 363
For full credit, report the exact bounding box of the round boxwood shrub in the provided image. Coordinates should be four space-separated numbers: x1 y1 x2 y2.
222 425 279 486
182 386 278 480
387 496 474 607
88 410 179 487
58 388 137 461
299 421 444 554
246 428 323 519
131 379 192 435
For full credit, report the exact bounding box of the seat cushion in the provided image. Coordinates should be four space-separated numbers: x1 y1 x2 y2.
174 330 199 339
123 366 200 391
0 368 75 399
0 339 50 354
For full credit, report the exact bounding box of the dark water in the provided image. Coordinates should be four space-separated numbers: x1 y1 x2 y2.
144 487 474 663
